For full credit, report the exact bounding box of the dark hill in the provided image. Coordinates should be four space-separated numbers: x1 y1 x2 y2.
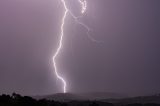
33 92 127 101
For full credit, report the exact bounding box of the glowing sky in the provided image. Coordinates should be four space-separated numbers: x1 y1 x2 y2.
0 0 159 96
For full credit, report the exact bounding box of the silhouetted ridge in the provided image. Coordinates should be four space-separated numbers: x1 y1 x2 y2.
0 93 160 106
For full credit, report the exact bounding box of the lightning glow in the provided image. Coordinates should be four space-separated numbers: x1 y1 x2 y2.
53 0 99 93
78 0 87 14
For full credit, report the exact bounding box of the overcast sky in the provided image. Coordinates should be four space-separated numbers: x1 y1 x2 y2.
0 0 159 96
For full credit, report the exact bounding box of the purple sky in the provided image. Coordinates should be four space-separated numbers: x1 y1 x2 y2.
0 0 160 96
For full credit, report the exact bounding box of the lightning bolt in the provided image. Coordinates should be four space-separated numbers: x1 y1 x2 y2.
53 0 100 93
52 0 68 93
78 0 87 14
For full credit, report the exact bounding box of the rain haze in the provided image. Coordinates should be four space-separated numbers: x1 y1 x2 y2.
0 0 160 96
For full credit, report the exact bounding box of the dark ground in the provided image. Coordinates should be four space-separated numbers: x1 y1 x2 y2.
0 93 160 106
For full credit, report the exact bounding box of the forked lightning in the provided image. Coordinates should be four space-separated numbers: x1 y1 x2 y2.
53 0 97 93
